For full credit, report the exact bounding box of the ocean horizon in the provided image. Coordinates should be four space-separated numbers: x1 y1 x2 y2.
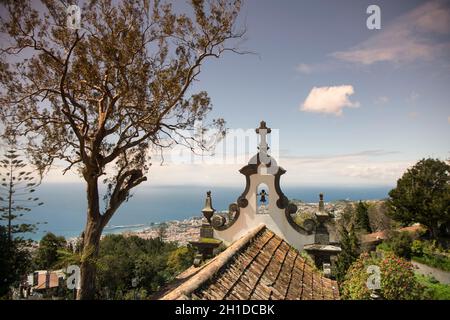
9 183 394 241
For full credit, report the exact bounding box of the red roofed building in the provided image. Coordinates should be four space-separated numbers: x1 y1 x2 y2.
361 223 426 249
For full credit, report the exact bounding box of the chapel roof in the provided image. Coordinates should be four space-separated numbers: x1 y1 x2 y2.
160 224 339 300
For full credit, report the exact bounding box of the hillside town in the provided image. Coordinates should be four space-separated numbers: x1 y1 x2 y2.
123 217 203 245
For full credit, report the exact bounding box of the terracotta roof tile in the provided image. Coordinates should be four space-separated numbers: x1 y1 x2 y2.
361 223 426 244
33 271 63 290
161 225 339 300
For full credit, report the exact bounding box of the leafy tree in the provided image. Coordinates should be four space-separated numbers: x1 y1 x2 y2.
34 232 66 270
382 231 413 260
134 253 167 293
0 225 32 298
355 201 371 233
335 222 360 283
367 201 392 232
0 148 44 242
167 245 195 274
95 235 137 298
94 234 186 299
53 247 82 270
388 158 450 240
0 147 43 298
0 0 244 299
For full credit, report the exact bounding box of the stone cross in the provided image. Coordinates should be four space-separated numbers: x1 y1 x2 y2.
255 121 271 155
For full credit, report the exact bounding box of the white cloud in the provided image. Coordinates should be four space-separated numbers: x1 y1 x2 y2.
301 85 359 116
296 63 313 74
41 149 412 187
337 163 412 181
332 1 450 65
415 2 450 34
114 152 412 187
279 152 413 186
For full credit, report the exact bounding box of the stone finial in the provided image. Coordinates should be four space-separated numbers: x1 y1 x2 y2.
315 193 330 226
202 191 216 223
319 193 324 212
190 191 222 264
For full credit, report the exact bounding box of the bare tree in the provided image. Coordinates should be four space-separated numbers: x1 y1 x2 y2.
0 0 244 299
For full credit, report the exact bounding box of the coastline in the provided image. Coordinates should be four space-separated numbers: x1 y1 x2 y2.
62 216 204 247
32 198 387 245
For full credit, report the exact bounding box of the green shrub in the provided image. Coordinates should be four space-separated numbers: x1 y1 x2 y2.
376 242 391 253
341 252 423 300
123 288 148 300
416 274 450 300
411 240 424 256
340 252 376 299
167 246 195 274
412 255 450 272
300 251 320 272
411 240 450 272
379 252 422 299
385 231 413 259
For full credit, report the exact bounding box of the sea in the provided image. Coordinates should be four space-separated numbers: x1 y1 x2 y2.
8 183 393 241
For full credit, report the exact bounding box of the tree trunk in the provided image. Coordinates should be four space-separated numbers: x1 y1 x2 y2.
78 176 103 300
77 159 132 299
78 219 102 299
430 222 440 241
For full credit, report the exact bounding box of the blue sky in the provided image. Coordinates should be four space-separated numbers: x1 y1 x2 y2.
158 0 450 187
197 0 450 150
4 0 450 188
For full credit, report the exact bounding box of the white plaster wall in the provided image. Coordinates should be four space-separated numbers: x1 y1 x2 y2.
214 165 314 251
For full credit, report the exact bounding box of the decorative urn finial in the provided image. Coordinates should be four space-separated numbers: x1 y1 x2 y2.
319 193 324 212
202 191 216 223
190 191 222 265
316 193 329 224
